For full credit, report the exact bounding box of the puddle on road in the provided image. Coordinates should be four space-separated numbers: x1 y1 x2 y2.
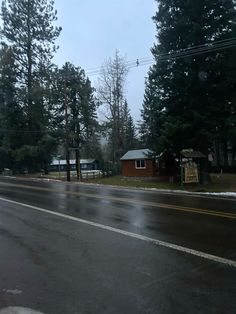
2 289 22 295
0 307 44 314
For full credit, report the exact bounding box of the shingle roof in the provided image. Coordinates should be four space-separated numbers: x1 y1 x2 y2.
120 149 153 161
180 150 205 158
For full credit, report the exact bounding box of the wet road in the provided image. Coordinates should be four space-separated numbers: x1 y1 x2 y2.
0 176 235 313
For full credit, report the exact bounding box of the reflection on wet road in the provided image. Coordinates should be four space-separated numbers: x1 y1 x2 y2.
0 176 235 313
0 176 235 258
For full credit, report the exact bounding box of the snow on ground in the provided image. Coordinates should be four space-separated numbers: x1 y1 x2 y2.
2 175 236 198
147 189 236 198
202 192 236 197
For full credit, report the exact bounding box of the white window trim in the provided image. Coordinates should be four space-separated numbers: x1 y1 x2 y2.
135 159 146 169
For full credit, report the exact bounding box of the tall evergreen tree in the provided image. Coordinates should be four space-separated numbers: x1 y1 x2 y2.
122 100 138 151
51 62 99 179
140 0 236 163
0 0 61 171
140 73 164 151
0 44 24 171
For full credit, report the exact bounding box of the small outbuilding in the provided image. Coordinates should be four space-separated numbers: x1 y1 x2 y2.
120 149 156 177
157 149 178 182
50 159 100 172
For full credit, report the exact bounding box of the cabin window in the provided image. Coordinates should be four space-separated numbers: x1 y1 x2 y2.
135 159 146 169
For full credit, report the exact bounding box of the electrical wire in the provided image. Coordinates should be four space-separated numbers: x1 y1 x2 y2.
1 37 236 133
85 36 236 77
0 128 52 134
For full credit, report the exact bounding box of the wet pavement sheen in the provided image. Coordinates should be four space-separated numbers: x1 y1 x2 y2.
0 176 235 313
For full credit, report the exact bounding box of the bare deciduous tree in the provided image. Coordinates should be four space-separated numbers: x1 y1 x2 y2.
98 50 129 162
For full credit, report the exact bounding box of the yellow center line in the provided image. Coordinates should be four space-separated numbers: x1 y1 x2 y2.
0 181 235 219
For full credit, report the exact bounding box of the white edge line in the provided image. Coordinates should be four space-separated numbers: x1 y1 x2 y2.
0 196 236 268
0 307 44 314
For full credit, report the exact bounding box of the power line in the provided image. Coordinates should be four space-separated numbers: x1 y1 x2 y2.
157 37 236 61
0 129 53 134
87 40 236 75
84 36 236 77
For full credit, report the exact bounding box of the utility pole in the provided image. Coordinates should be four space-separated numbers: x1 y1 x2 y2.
65 79 71 182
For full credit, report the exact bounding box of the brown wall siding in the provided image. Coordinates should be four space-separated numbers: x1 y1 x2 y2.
122 159 156 177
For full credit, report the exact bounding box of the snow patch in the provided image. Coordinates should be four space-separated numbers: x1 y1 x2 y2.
203 192 236 197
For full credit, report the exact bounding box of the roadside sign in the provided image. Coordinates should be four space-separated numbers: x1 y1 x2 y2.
184 163 199 183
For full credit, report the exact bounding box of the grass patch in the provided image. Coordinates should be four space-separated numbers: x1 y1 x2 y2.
83 175 183 190
205 173 236 192
81 173 236 192
18 172 236 192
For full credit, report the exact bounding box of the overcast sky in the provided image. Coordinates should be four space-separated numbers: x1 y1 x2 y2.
53 0 157 121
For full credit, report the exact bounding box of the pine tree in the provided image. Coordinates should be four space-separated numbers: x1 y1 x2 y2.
0 44 24 171
140 73 165 152
122 100 138 151
1 0 61 171
51 62 99 179
140 0 236 162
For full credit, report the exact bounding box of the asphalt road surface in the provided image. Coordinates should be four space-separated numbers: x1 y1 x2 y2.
0 176 235 314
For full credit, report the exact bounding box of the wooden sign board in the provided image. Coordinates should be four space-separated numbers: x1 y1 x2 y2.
184 163 199 183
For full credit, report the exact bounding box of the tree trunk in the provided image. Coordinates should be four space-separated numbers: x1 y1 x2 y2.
66 149 70 182
75 149 81 181
223 141 229 169
215 139 221 171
